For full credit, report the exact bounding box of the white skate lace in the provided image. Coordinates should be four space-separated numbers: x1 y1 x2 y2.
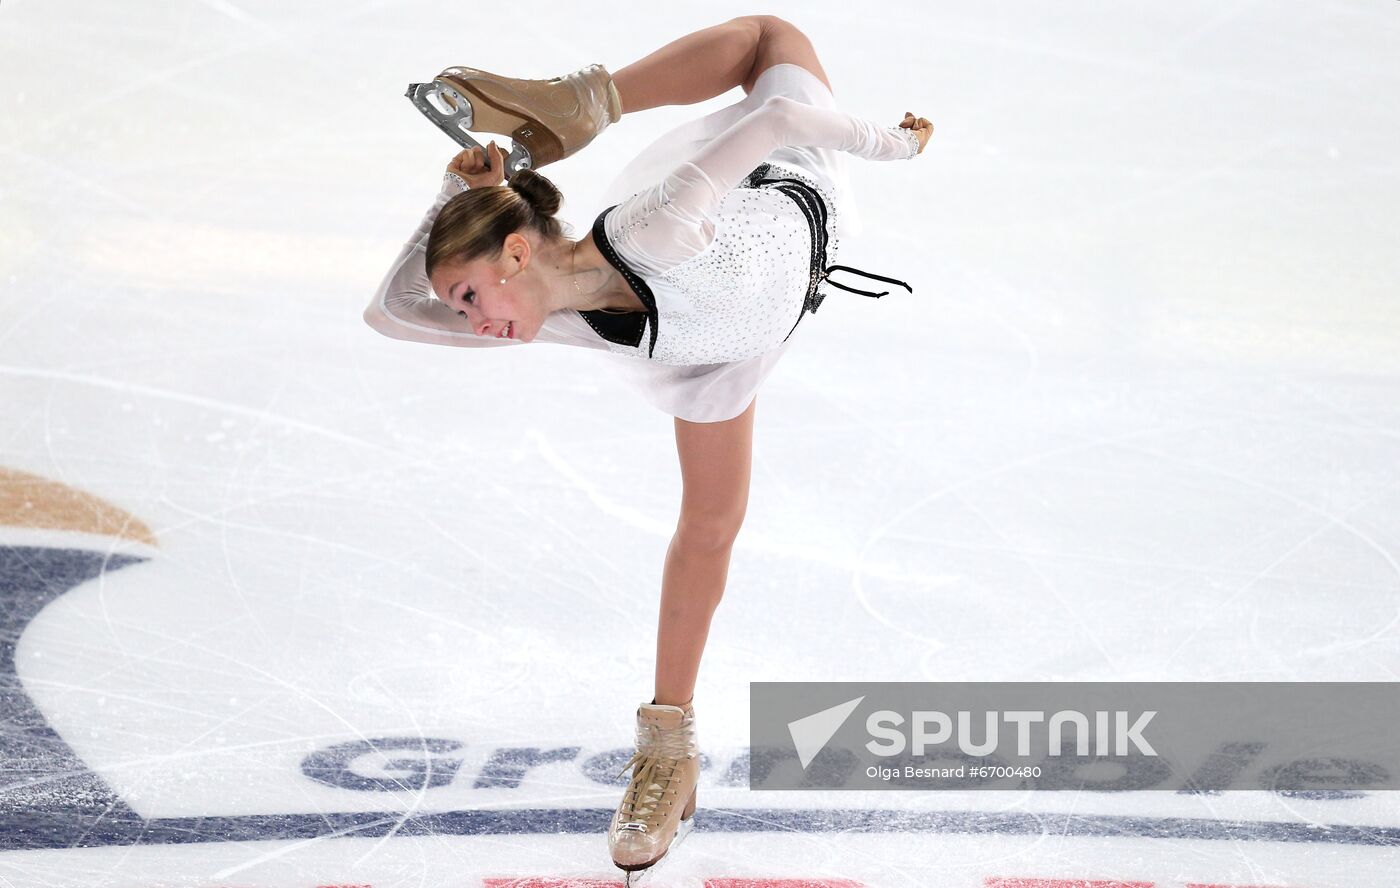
614 716 697 832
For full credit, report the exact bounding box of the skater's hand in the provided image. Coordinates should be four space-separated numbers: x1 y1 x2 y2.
447 141 507 188
898 112 934 154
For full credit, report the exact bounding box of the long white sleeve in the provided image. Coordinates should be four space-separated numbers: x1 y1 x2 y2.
612 96 920 272
686 95 919 195
363 174 523 349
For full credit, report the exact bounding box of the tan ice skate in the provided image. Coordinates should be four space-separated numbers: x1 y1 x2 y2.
608 700 700 883
405 63 622 177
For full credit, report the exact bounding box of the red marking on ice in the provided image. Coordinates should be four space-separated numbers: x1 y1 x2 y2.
484 873 862 879
706 881 866 888
482 880 622 888
985 873 1148 879
987 881 1155 888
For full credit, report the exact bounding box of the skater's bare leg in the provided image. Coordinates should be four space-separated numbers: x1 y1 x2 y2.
653 399 756 706
612 15 832 116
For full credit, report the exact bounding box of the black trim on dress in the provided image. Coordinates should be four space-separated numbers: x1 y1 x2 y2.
583 205 660 358
746 163 914 343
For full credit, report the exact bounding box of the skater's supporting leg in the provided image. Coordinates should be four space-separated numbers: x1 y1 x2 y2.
612 15 832 115
653 399 756 706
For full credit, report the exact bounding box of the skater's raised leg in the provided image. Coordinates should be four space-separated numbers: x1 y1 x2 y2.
612 15 833 115
409 59 624 171
409 16 832 171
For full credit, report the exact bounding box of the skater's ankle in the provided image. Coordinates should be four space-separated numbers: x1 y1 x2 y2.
651 694 694 711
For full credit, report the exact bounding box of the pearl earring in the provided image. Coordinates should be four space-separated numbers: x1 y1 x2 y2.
499 278 506 284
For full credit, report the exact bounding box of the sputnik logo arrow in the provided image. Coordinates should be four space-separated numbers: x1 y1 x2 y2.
787 696 865 769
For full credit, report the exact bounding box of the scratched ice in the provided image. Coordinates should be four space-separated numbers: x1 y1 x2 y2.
1 1 1398 887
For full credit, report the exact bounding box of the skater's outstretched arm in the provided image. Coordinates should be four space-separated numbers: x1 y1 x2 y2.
613 97 931 272
684 95 928 193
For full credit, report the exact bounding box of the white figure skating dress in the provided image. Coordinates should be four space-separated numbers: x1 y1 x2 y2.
366 64 920 422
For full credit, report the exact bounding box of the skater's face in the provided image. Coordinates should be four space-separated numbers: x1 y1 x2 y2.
430 233 546 343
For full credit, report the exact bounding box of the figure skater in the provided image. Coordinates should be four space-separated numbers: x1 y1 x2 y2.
365 15 932 882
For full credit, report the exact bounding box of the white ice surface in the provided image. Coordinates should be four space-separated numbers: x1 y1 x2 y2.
1 1 1398 886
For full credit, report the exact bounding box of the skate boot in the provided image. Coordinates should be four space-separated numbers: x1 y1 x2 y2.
405 63 623 177
608 700 700 883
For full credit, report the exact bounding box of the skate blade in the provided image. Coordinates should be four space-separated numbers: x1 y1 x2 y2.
670 815 694 851
403 82 533 178
618 818 694 886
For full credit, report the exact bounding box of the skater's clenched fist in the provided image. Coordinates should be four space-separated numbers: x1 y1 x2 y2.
898 112 934 154
447 140 507 188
